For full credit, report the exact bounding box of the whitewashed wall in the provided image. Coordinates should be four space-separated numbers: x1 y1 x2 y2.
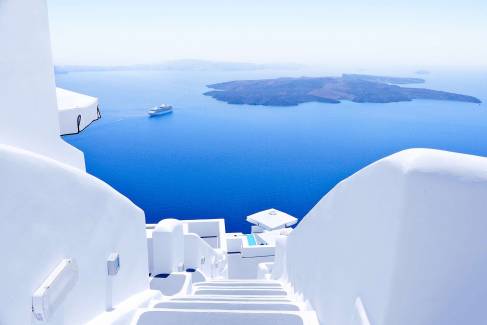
0 0 84 169
152 220 185 275
0 2 152 324
286 149 487 325
0 145 149 325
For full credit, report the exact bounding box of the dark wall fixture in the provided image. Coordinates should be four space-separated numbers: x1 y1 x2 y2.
76 114 82 133
62 106 102 136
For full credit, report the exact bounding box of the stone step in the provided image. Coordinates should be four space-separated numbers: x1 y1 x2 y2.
194 288 287 296
171 296 293 302
135 308 312 325
153 300 300 311
194 285 283 291
195 281 282 288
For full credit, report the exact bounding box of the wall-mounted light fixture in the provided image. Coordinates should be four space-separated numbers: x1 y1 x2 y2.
106 253 120 311
107 253 120 276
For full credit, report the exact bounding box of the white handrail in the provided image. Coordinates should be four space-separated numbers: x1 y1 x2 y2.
184 233 227 279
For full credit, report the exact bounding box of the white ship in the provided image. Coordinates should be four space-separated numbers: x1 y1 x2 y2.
1 1 486 325
148 104 173 117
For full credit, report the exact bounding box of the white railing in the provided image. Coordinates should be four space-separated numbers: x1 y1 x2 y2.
184 233 227 279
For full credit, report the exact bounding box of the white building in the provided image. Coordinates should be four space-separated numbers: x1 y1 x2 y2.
0 1 486 324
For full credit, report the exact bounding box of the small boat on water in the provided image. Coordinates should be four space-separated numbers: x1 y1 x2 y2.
148 104 173 117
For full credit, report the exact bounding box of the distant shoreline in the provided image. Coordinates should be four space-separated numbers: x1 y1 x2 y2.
54 60 304 74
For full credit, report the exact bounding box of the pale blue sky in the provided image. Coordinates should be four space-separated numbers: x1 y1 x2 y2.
48 0 487 68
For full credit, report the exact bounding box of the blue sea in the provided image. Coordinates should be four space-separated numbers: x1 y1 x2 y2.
58 68 487 232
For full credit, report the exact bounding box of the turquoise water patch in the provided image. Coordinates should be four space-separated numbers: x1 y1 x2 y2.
246 234 257 246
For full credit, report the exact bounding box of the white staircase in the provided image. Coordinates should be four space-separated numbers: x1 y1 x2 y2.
134 279 319 325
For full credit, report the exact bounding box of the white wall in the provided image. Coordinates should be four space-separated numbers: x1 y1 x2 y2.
184 219 222 238
0 0 85 169
228 254 275 279
285 149 487 325
135 308 307 325
152 219 185 275
150 219 227 279
0 144 149 325
183 219 228 251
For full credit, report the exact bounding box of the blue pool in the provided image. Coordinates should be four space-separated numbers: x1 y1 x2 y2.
246 234 257 246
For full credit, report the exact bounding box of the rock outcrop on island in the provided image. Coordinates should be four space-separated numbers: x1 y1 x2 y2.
204 74 481 106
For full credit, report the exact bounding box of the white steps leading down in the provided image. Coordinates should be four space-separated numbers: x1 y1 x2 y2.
153 301 300 311
135 279 319 325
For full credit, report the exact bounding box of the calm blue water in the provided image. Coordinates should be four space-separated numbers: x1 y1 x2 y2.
58 68 487 232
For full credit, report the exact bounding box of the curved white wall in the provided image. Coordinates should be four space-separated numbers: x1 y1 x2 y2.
152 219 185 275
0 144 149 325
286 149 487 325
0 0 84 169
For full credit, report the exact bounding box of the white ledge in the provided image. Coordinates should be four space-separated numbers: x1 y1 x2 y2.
56 87 100 135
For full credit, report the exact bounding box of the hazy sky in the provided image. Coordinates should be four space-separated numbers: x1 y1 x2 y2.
47 0 487 68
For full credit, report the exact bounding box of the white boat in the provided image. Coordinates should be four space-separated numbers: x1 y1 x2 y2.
148 104 172 117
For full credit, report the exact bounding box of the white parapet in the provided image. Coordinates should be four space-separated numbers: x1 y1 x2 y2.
150 219 228 280
0 144 149 325
182 219 227 250
285 148 487 325
56 87 100 135
152 219 185 275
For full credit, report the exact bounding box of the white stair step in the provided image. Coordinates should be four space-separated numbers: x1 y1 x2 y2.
194 288 287 296
194 285 283 291
195 281 282 288
202 280 282 285
135 308 308 325
171 296 293 302
153 300 300 311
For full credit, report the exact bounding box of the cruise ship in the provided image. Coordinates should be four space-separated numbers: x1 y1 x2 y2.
1 1 485 325
148 104 173 117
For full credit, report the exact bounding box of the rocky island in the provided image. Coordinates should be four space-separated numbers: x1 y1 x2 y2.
204 74 481 106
